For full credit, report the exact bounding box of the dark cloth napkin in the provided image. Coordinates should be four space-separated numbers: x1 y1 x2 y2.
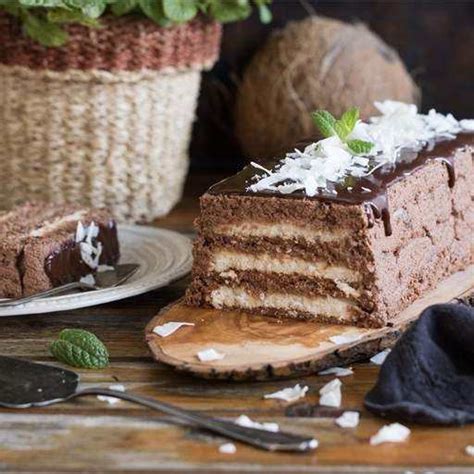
365 302 474 425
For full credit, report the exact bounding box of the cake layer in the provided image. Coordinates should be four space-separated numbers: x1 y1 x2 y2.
209 286 365 326
0 203 119 298
212 221 351 243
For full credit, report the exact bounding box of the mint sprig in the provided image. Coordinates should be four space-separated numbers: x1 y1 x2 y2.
312 107 374 156
50 329 109 369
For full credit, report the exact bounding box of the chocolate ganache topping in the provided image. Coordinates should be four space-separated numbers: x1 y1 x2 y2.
210 101 474 236
209 133 473 236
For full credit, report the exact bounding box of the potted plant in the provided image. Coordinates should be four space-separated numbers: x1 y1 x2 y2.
0 0 272 222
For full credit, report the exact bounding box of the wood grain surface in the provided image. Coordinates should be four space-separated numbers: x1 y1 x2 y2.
0 174 473 473
145 267 474 381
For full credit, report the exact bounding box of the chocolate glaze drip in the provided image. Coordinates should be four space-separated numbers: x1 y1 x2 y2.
209 134 473 236
45 220 120 286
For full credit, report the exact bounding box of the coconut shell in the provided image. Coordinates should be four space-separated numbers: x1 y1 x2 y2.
235 15 420 159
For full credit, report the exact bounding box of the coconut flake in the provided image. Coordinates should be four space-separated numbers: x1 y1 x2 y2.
248 101 473 197
465 445 474 456
97 384 125 405
460 119 474 131
197 348 225 362
329 333 362 345
98 264 115 272
235 414 279 432
335 411 360 428
153 322 195 338
370 423 411 445
319 378 342 408
370 348 391 365
75 221 86 243
318 367 353 377
219 443 237 454
264 384 309 403
79 274 95 286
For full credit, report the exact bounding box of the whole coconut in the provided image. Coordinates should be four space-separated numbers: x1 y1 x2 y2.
235 15 420 159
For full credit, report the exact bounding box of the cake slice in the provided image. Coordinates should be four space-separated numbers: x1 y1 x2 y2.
0 203 119 298
186 102 474 328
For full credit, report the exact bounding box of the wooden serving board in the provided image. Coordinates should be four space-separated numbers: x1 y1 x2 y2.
145 266 474 381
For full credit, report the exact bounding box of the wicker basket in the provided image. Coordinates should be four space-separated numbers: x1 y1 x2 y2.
0 14 221 222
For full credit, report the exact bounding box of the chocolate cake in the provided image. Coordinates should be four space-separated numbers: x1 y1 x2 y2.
0 203 119 298
186 101 474 328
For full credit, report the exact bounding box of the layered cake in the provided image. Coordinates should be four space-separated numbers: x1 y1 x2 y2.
0 203 119 298
186 101 474 328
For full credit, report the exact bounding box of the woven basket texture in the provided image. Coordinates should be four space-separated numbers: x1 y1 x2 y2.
0 15 221 222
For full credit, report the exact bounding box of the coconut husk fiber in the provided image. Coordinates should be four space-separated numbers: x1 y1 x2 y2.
235 15 420 159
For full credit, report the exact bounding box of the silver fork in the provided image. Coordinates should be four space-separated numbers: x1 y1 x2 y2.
0 264 139 307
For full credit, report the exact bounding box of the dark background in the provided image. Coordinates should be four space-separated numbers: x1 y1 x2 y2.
190 0 474 171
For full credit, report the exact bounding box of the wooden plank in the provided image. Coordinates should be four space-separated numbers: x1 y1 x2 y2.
145 267 474 380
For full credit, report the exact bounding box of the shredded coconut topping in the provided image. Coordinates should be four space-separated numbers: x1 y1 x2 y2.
197 348 225 362
234 415 279 432
76 221 102 271
335 411 360 428
319 378 342 408
263 384 309 403
97 384 126 405
153 322 195 338
370 348 391 365
318 366 354 377
248 101 473 196
370 422 411 445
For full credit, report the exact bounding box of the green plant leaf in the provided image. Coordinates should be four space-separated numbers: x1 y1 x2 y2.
209 0 251 23
256 3 271 23
50 329 109 369
347 139 374 155
110 0 137 16
63 0 107 18
334 106 359 140
311 110 337 138
138 0 170 26
48 8 101 26
163 0 197 22
19 0 65 7
23 13 68 46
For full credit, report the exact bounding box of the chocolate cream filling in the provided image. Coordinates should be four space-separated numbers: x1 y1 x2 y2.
44 221 120 286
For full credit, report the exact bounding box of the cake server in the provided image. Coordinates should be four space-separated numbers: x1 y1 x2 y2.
0 356 317 452
0 264 139 307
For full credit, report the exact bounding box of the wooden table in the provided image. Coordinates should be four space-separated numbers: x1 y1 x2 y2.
1 174 473 473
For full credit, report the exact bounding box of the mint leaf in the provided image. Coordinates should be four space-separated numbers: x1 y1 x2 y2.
209 0 252 23
50 329 109 369
311 110 337 138
24 14 68 46
163 0 197 22
334 107 359 140
110 0 137 16
347 139 374 155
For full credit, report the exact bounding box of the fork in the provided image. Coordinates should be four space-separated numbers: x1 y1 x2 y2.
0 264 139 307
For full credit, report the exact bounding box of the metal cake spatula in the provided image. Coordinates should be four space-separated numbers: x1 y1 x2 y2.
0 264 139 307
0 356 317 452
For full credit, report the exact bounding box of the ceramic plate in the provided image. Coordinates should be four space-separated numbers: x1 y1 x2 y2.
0 225 192 317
